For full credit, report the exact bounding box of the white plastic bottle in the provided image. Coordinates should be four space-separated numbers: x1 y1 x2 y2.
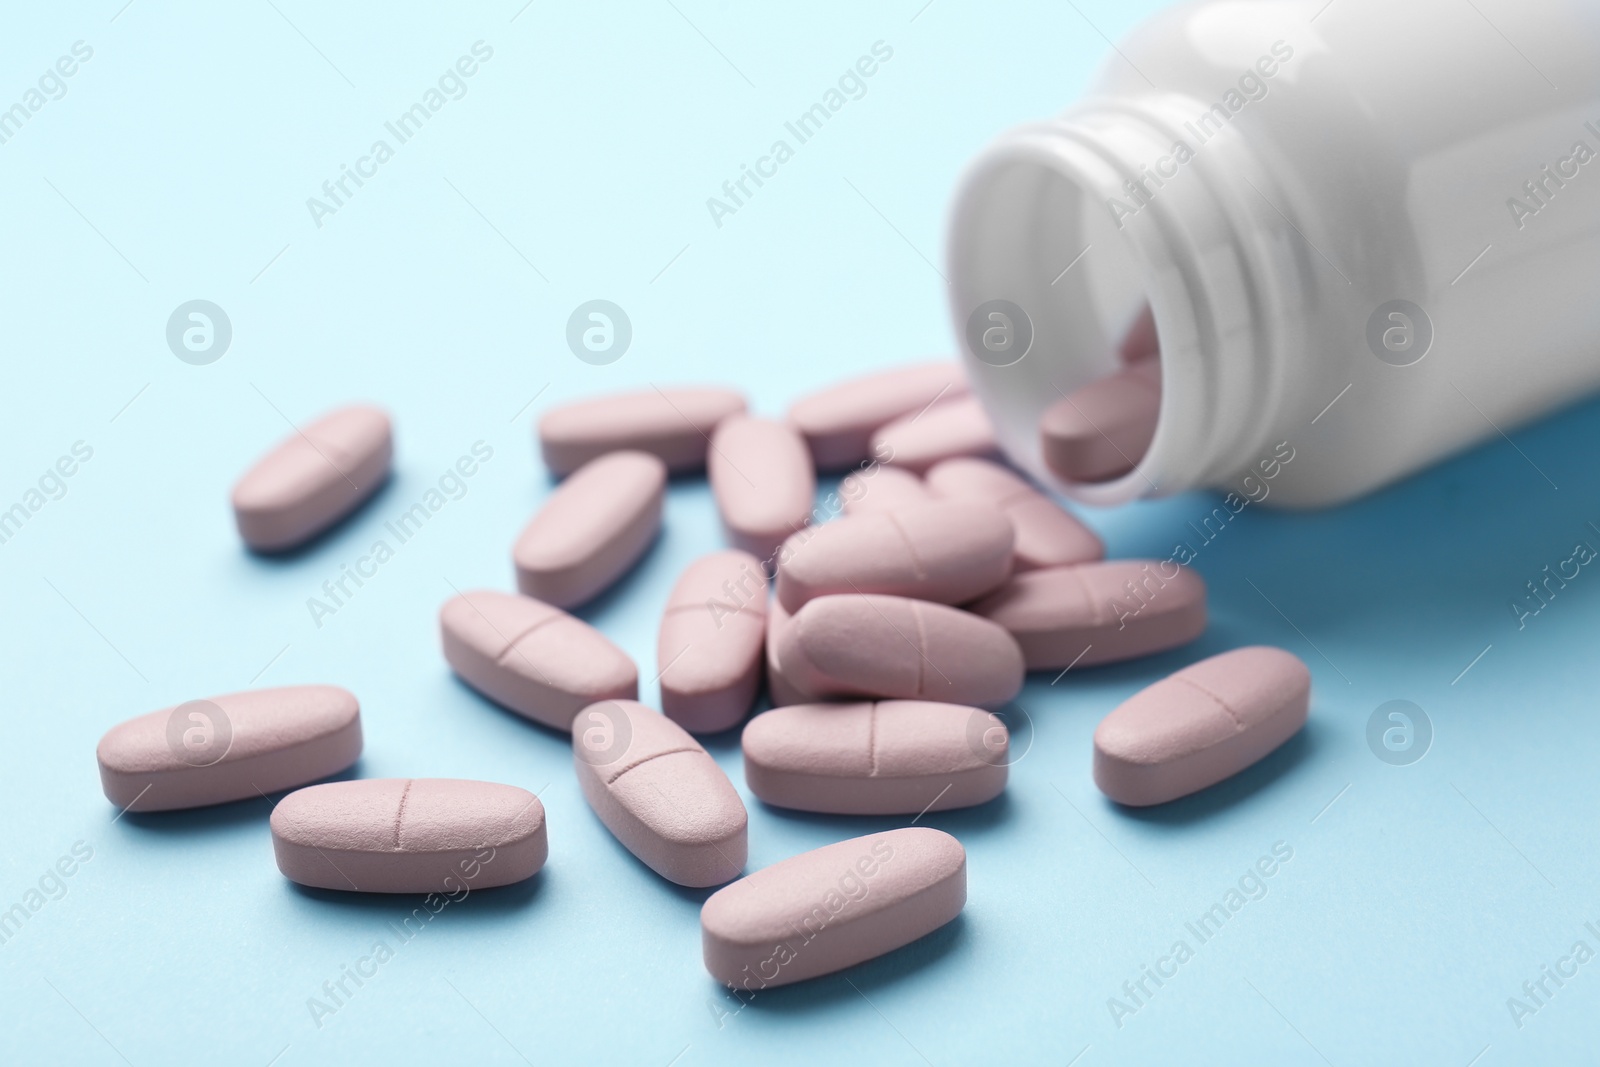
948 0 1600 506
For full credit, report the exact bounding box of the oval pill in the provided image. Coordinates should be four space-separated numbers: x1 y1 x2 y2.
1040 358 1160 483
231 405 392 552
96 685 362 812
777 594 1024 709
573 700 747 887
658 550 769 734
871 394 999 474
775 501 1013 613
440 589 637 730
926 457 1103 570
538 387 746 475
513 450 665 608
271 778 547 892
840 464 934 517
1093 646 1310 806
701 827 965 988
787 362 969 469
708 416 816 561
970 561 1207 669
764 595 815 708
743 701 1008 814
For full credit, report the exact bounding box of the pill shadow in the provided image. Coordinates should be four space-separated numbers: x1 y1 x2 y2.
446 674 575 746
716 914 969 1015
569 527 666 627
1107 720 1321 829
285 869 547 916
114 762 367 834
237 472 398 563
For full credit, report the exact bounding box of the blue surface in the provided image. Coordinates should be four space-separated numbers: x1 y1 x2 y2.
3 2 1600 1065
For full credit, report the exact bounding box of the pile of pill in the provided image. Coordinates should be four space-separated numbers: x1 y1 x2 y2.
94 357 1311 990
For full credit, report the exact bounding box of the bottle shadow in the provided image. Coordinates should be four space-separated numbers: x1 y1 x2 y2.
1104 394 1600 694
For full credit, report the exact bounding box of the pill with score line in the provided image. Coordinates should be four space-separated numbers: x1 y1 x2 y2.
970 561 1206 669
1093 646 1310 806
775 501 1013 613
742 700 1008 814
776 594 1024 709
271 778 547 892
440 589 637 731
573 700 747 887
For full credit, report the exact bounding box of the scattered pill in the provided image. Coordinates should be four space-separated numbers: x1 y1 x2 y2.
764 596 815 707
513 450 666 608
440 589 637 730
777 594 1024 708
1093 646 1310 806
658 550 769 734
840 464 934 516
708 416 816 561
743 701 1007 814
970 561 1205 670
925 457 1103 570
231 405 392 552
1040 358 1160 482
700 827 965 988
871 395 999 474
96 685 361 813
538 387 746 476
271 778 547 892
573 700 747 887
775 501 1013 613
787 362 970 469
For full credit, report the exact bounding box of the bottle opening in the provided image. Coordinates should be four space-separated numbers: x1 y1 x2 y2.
948 129 1176 504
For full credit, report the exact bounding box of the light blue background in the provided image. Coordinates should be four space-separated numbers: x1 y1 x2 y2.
3 2 1599 1064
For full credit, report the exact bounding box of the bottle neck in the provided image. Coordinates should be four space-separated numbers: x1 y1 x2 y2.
947 93 1304 504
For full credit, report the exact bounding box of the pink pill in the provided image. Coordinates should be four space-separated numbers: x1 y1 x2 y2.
1119 303 1159 364
870 395 999 474
970 561 1206 670
440 589 637 730
513 450 665 608
271 778 548 892
764 596 815 707
231 405 392 552
839 465 934 517
709 416 816 561
1093 646 1310 806
701 827 965 989
925 457 1103 571
777 594 1024 709
787 362 969 469
538 387 746 475
96 685 362 812
658 550 769 734
573 700 747 887
743 701 1008 815
775 501 1013 613
1040 358 1160 483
